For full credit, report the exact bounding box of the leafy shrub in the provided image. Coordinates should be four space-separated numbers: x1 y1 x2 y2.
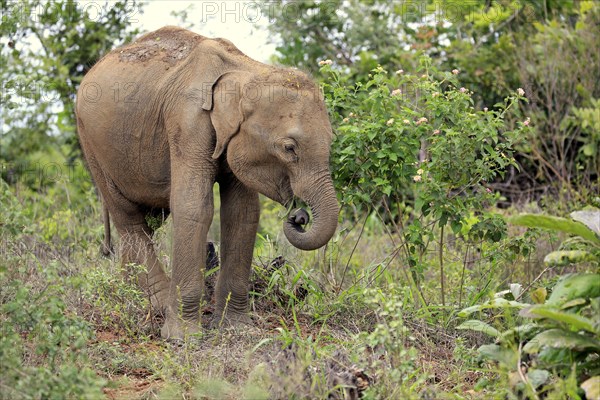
0 179 105 399
321 57 528 301
82 263 152 338
458 208 600 399
323 57 526 221
1 272 105 399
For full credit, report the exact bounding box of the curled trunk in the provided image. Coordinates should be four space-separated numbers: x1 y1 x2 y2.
283 174 339 250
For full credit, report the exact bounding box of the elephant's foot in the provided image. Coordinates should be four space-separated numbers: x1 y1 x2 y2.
160 317 201 340
148 282 169 315
210 310 253 330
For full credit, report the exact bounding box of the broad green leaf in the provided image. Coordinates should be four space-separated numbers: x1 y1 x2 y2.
457 320 501 337
458 297 527 317
523 329 600 353
571 209 600 235
450 220 462 234
509 214 600 244
547 273 600 306
581 376 600 400
544 250 595 266
561 298 588 309
478 344 517 367
527 369 550 388
519 305 597 334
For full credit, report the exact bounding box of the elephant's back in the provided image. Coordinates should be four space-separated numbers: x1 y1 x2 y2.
91 26 251 73
113 26 206 67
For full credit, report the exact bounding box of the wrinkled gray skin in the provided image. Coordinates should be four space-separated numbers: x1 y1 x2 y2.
76 27 339 339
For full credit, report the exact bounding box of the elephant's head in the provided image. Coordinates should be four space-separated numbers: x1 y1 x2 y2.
203 69 339 250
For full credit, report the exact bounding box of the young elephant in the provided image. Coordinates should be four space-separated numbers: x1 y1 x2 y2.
76 26 339 339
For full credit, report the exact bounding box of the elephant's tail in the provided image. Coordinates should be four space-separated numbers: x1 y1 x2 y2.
101 203 113 257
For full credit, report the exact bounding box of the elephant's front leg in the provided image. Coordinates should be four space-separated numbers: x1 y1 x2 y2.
212 178 259 328
162 180 214 340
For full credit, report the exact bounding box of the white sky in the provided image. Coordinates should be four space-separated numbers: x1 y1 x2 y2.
134 1 276 62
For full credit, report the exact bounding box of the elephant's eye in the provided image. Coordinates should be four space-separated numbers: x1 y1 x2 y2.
284 143 296 154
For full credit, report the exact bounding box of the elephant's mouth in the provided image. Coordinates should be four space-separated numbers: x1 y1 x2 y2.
277 176 295 206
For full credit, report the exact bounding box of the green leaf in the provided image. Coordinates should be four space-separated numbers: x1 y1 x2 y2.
581 376 600 400
519 305 597 334
458 297 527 317
523 329 600 353
544 250 595 266
582 144 596 157
509 214 600 244
478 344 517 367
457 320 501 337
527 369 550 389
547 273 600 306
561 298 587 309
450 220 462 234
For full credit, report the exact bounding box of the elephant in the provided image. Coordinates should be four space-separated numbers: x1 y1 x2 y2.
75 26 339 340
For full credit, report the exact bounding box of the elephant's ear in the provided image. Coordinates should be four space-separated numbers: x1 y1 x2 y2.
202 71 254 159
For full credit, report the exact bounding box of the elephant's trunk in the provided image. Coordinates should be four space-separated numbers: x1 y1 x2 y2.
284 172 339 251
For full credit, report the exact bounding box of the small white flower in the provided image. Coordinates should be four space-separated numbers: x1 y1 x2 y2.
517 88 525 96
403 119 411 124
432 92 440 97
416 117 428 125
396 69 404 74
386 118 395 126
452 69 459 75
417 168 424 175
523 117 531 126
483 107 488 112
459 87 467 93
421 74 427 79
391 89 402 97
348 112 356 118
318 59 333 66
343 118 349 123
433 129 440 135
413 175 422 182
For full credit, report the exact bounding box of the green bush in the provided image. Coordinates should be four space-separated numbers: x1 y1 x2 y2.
458 208 600 399
0 179 105 399
321 57 528 303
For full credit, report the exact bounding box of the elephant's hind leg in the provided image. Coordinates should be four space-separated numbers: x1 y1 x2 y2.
105 194 171 314
118 223 171 314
